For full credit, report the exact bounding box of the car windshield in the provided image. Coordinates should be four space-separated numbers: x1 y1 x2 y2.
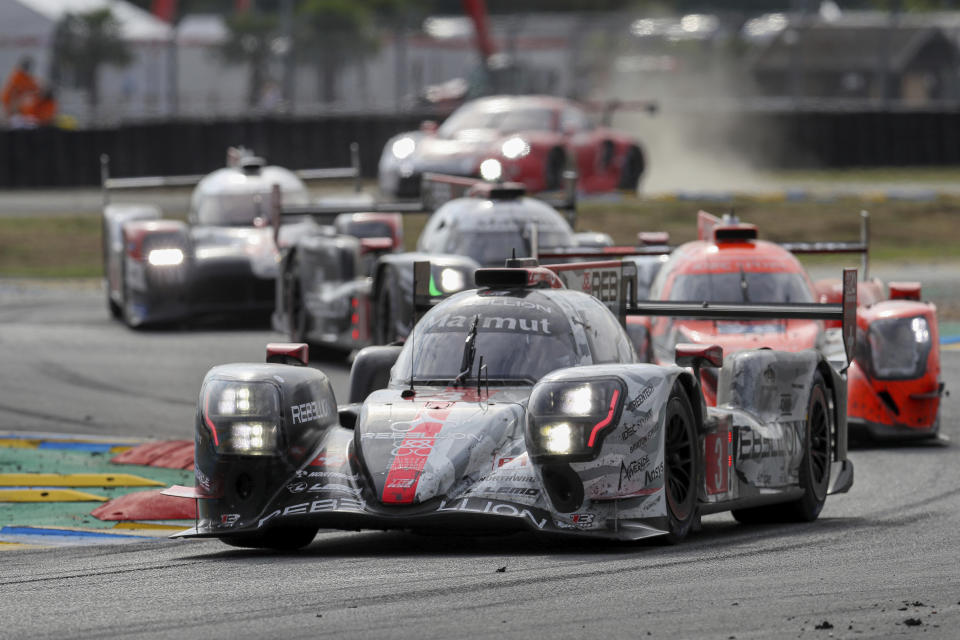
440 105 555 137
669 271 814 303
195 192 271 226
446 229 570 267
391 292 581 385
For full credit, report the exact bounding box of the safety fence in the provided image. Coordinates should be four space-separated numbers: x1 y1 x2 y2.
2 109 960 188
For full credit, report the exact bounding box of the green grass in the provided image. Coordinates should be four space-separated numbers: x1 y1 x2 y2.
2 194 958 278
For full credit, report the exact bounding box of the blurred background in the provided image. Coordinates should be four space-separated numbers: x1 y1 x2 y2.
3 0 960 188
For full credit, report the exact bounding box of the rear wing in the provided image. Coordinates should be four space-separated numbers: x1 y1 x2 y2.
100 142 363 206
780 210 870 278
409 257 857 366
276 170 580 226
541 259 858 368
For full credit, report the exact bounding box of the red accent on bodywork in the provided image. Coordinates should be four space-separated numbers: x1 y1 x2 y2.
122 220 184 261
203 389 219 446
697 210 721 241
266 342 309 366
111 440 194 470
91 489 198 521
587 389 620 448
638 231 669 246
704 431 729 495
889 282 922 301
675 343 723 368
849 301 941 432
381 410 449 505
161 484 219 499
526 267 564 288
360 237 395 254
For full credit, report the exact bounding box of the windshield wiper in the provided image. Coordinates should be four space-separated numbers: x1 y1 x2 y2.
452 314 480 387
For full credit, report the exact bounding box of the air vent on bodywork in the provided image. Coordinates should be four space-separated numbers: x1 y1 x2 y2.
713 224 758 243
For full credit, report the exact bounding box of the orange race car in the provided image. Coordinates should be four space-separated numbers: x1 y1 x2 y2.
555 211 943 441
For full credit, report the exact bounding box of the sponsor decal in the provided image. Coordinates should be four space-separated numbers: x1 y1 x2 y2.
459 298 554 313
306 471 359 481
290 399 333 425
618 456 653 491
554 512 597 530
573 269 620 303
763 365 776 383
621 423 637 441
629 434 651 454
493 455 528 469
779 394 794 416
220 513 240 527
259 497 366 527
626 385 655 412
472 486 540 498
705 432 730 495
644 461 664 485
308 450 345 467
287 481 308 493
426 313 552 335
306 483 362 495
437 498 547 529
736 424 800 460
387 478 416 489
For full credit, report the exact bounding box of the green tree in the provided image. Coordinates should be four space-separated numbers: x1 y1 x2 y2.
50 9 132 115
297 0 380 104
219 11 279 108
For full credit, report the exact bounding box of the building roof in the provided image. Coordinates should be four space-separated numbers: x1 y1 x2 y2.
10 0 171 41
753 23 955 73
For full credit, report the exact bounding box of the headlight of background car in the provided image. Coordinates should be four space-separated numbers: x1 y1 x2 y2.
479 158 502 181
201 379 282 455
501 136 531 159
147 247 184 266
867 315 932 379
391 136 416 160
526 378 624 461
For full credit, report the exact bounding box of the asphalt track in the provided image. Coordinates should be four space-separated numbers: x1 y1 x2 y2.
1 280 959 639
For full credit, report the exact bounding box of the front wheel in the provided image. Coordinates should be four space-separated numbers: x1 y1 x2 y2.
660 384 699 544
219 525 318 551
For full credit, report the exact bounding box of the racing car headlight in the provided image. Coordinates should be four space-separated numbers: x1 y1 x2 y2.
866 315 932 380
526 378 624 461
147 248 184 267
439 267 465 293
202 380 282 456
480 158 503 181
391 136 416 160
501 136 531 160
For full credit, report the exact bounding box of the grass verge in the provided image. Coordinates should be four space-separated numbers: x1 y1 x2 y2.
1 195 958 278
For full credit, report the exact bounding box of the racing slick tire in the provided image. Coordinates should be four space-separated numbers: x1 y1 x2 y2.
732 372 832 524
285 269 307 344
373 266 401 345
617 145 645 191
660 383 699 544
545 148 566 191
219 525 319 551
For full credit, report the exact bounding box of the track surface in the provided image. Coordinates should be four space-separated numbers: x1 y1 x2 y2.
1 280 958 639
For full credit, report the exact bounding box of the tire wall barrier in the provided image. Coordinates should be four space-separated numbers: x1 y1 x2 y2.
3 110 960 188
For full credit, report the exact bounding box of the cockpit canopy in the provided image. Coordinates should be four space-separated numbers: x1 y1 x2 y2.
390 288 635 387
189 165 310 227
416 196 575 267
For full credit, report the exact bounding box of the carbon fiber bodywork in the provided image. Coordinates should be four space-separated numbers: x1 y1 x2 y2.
172 285 853 544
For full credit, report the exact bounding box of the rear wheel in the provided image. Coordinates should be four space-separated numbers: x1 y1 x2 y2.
373 267 399 345
219 525 318 551
732 372 832 524
285 269 307 343
661 384 699 544
618 145 645 190
545 148 566 191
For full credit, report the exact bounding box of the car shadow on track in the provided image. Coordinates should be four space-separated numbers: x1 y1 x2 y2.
178 514 861 563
